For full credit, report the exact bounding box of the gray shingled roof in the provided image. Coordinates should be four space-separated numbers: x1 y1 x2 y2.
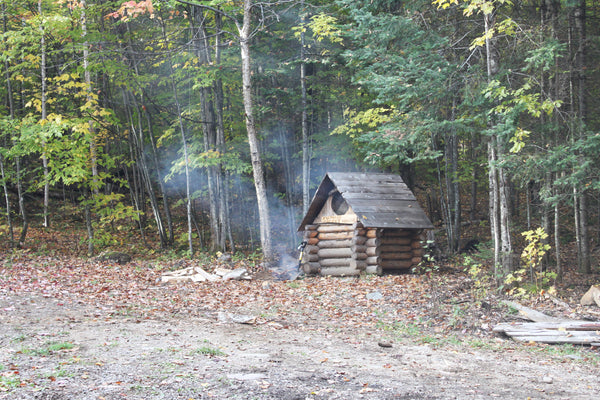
298 172 433 231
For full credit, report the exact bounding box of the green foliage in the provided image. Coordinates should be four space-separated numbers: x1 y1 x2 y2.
293 13 343 44
505 228 556 298
464 256 495 301
83 193 140 248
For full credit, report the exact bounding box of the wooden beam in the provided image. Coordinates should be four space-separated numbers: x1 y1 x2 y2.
318 231 354 240
317 224 354 233
317 239 353 249
318 248 353 259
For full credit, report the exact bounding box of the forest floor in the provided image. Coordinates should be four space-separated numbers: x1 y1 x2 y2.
2 230 600 399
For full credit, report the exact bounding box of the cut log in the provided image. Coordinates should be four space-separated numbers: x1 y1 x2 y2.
320 257 352 267
302 262 321 274
305 230 319 238
307 237 319 246
306 245 319 255
318 248 352 259
366 256 380 265
317 224 354 233
354 228 367 236
380 260 412 269
352 252 368 261
380 245 412 253
380 244 412 253
317 239 353 249
366 229 379 238
306 253 319 262
380 237 412 246
352 235 367 245
366 246 379 257
380 252 413 260
381 230 412 237
365 238 380 247
365 264 382 275
304 224 318 231
411 256 423 264
350 259 367 270
351 244 367 254
319 266 361 276
318 231 354 240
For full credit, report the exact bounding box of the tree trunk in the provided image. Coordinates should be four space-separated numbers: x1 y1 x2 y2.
554 192 561 281
274 126 295 248
81 0 99 198
484 8 513 274
469 132 478 222
1 3 14 246
143 105 174 244
84 190 94 256
300 0 311 215
39 0 50 228
238 0 273 263
213 12 230 252
573 1 590 273
122 20 174 245
160 18 194 256
444 98 460 253
0 153 13 246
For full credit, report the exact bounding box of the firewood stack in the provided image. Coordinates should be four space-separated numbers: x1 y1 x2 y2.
302 223 424 276
378 229 425 271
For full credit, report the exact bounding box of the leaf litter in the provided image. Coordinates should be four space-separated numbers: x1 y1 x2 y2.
2 251 600 399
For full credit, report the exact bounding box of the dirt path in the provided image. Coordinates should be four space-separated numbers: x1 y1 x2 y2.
2 293 600 400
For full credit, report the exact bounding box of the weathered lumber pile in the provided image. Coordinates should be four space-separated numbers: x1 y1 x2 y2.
493 300 600 346
493 321 600 345
160 266 250 283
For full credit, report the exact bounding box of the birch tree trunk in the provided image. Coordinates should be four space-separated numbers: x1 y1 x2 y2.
484 8 513 274
81 0 99 197
444 98 460 252
0 154 12 246
2 3 14 246
300 0 310 215
39 0 49 228
239 0 273 263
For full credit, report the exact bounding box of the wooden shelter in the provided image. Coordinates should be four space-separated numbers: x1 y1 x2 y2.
298 172 433 276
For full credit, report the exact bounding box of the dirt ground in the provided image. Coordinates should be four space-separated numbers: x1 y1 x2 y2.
2 283 600 400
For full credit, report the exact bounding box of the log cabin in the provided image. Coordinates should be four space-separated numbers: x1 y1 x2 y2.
298 172 434 276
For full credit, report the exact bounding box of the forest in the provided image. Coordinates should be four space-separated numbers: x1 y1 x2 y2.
0 0 599 281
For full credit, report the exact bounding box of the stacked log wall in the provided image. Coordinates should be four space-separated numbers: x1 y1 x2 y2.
302 225 320 274
303 224 361 276
378 229 423 270
364 228 382 275
302 225 425 275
